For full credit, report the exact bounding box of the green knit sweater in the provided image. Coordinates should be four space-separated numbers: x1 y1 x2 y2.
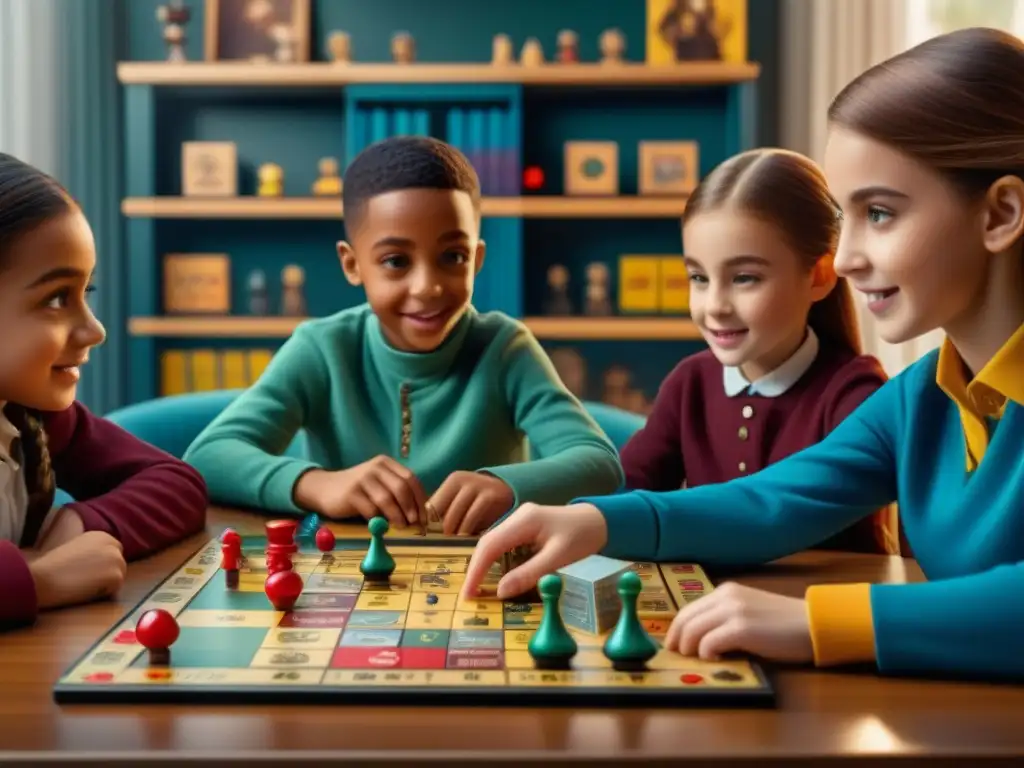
184 304 624 515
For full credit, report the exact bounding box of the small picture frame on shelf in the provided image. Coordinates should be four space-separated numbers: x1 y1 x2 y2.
163 253 231 315
638 140 699 195
204 0 311 63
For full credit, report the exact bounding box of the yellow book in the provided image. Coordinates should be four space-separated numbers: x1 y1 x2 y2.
189 349 219 391
659 257 690 313
160 350 190 396
248 349 274 384
618 256 661 313
220 349 249 389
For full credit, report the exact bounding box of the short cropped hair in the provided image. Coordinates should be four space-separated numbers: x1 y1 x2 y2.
342 136 480 232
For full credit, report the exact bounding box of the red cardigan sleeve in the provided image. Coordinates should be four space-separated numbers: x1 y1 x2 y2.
43 402 208 561
0 541 37 628
619 362 688 491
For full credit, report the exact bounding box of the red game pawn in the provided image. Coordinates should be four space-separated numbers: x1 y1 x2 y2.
266 550 293 575
315 526 335 554
135 609 180 666
265 569 303 611
265 519 299 555
220 527 241 550
221 542 240 588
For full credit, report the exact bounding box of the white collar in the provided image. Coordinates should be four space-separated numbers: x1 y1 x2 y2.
723 327 819 398
0 403 20 466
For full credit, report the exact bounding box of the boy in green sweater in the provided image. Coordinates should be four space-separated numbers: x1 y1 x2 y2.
184 136 623 534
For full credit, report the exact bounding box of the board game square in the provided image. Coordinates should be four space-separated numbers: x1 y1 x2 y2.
293 593 356 610
305 574 366 593
330 646 402 669
129 627 268 669
398 647 447 669
449 630 503 650
400 629 449 648
346 610 405 629
186 572 278 611
339 628 402 647
278 610 351 628
446 649 504 670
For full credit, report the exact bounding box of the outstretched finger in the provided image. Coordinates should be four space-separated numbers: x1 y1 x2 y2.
461 509 540 599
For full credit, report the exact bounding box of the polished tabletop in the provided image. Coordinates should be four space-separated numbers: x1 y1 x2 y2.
1 506 1022 766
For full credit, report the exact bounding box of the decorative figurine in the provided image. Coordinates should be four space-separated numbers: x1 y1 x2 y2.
247 269 269 315
599 28 626 64
327 31 352 63
312 157 342 196
391 32 415 63
584 262 612 315
492 34 514 65
520 38 544 66
156 0 190 62
257 163 283 196
549 348 587 398
544 264 573 316
280 265 307 316
556 30 579 63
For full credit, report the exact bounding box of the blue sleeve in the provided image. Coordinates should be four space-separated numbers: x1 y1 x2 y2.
871 563 1024 679
573 377 902 564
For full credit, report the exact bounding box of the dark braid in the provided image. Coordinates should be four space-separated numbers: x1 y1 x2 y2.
3 404 56 547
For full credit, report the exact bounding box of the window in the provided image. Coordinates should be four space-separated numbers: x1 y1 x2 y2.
906 0 1024 46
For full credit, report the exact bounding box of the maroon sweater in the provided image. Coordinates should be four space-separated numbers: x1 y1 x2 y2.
619 347 895 554
0 401 208 628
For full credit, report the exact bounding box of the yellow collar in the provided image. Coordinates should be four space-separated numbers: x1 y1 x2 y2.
936 321 1024 416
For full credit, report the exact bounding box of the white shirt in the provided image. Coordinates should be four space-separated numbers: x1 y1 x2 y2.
722 327 820 398
0 403 30 544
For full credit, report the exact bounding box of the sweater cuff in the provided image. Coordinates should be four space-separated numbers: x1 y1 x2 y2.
572 491 658 561
265 459 322 514
805 583 877 666
0 541 38 627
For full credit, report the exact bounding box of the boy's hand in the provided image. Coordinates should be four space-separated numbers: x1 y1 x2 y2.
294 458 427 528
29 531 127 610
430 471 515 536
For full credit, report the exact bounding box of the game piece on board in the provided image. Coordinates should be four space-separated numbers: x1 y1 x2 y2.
220 527 241 550
298 513 322 541
265 569 303 611
426 592 438 605
266 550 293 575
527 574 578 670
265 519 299 553
556 554 632 635
360 516 396 583
220 541 240 588
135 609 179 666
602 571 659 672
315 526 336 553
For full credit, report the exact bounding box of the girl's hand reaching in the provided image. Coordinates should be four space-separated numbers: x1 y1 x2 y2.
460 502 609 600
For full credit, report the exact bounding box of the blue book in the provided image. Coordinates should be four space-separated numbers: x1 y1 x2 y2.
467 108 485 193
412 108 429 136
370 108 389 143
393 107 412 136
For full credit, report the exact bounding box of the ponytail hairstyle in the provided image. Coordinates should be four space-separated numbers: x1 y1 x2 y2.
829 27 1024 217
681 148 861 355
0 152 76 544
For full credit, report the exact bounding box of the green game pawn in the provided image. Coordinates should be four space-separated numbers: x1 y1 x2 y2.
360 516 396 583
603 571 659 672
527 574 578 670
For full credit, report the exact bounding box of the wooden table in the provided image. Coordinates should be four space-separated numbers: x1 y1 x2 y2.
2 507 1022 767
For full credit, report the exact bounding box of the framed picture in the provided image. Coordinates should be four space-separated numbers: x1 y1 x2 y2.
638 141 699 195
645 0 747 64
204 0 311 62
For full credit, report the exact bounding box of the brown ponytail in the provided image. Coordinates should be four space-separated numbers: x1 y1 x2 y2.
3 404 56 548
682 148 862 355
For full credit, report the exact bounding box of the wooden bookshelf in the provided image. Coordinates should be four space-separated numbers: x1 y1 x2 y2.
128 315 702 341
121 196 689 219
117 61 760 87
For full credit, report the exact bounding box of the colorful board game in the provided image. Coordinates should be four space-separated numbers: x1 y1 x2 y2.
53 522 774 707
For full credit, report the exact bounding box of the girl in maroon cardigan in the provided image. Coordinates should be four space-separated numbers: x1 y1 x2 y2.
621 148 898 555
0 153 208 629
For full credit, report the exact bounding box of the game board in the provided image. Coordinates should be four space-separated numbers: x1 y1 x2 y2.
53 526 775 707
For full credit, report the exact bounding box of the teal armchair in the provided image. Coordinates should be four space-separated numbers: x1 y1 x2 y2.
101 390 645 461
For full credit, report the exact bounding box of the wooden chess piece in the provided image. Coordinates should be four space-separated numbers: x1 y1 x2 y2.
280 265 307 316
156 1 190 62
492 34 513 65
584 262 612 315
327 31 352 63
549 348 587 399
599 28 626 64
248 269 269 315
312 157 342 196
556 30 579 63
391 32 415 63
257 162 283 196
544 264 573 315
520 38 544 66
269 24 296 62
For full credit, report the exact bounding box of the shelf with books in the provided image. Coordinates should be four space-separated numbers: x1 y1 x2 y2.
127 315 701 341
117 61 760 88
121 195 689 219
